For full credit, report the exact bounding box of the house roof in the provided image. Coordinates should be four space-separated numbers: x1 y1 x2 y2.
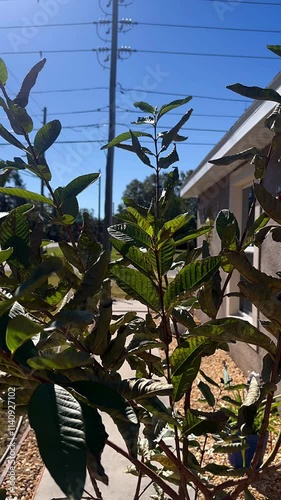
181 72 281 198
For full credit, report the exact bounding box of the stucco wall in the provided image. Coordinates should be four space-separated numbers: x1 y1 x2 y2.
193 161 281 378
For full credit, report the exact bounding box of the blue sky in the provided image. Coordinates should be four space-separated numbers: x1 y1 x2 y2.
0 0 281 217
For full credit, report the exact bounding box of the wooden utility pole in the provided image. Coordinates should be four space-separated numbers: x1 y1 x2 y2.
104 0 118 254
40 106 47 214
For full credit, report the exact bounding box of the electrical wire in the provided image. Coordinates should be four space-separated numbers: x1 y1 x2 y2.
0 47 279 61
18 85 248 104
0 140 216 146
135 21 281 34
0 18 278 35
204 0 281 5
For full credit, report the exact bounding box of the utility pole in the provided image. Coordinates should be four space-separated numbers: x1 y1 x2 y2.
103 0 118 254
41 106 47 214
98 168 101 243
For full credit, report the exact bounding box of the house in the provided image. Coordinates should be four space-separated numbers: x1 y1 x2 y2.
180 72 281 377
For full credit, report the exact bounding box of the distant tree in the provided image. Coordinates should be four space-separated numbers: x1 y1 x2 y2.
0 169 26 212
117 171 197 223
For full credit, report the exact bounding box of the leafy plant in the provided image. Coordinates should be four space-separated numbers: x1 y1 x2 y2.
0 48 281 500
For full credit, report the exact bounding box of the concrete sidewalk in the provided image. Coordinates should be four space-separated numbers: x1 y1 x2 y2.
35 300 157 499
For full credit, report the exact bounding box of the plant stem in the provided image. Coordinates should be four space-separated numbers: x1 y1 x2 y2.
261 430 281 469
229 332 281 499
106 439 180 500
133 458 143 500
159 440 212 500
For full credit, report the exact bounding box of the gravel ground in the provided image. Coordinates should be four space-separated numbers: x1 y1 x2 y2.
0 428 43 500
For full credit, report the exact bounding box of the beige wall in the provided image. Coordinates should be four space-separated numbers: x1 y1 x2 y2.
194 157 281 380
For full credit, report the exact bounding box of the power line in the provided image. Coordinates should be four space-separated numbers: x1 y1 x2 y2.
0 18 278 35
0 21 94 30
0 47 279 61
0 140 216 146
119 108 240 118
117 86 250 103
133 48 278 60
24 85 249 103
204 0 281 5
134 21 281 34
40 122 228 133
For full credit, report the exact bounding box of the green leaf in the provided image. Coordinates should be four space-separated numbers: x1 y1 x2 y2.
171 337 213 402
183 410 208 436
157 239 175 276
34 120 62 155
134 101 155 114
140 396 177 425
110 265 160 311
161 109 193 149
252 155 266 180
111 378 173 400
16 257 63 297
209 147 259 166
60 173 99 202
9 103 33 134
245 212 270 246
0 124 26 150
71 380 139 458
0 204 31 275
80 403 108 485
26 163 52 182
0 58 8 84
267 45 281 57
28 348 95 370
171 306 197 329
78 212 101 271
158 145 179 170
0 247 13 264
157 96 192 120
174 225 212 246
225 250 281 289
13 58 46 108
0 489 6 500
52 310 95 328
131 116 155 127
28 384 86 500
197 380 215 407
199 369 220 388
108 222 153 248
216 210 240 242
238 280 281 328
0 187 54 205
254 183 281 224
71 252 108 309
59 240 84 273
213 442 250 454
6 315 42 353
190 317 276 355
227 83 281 104
130 130 151 166
111 239 154 278
158 213 192 243
164 256 221 310
101 131 153 149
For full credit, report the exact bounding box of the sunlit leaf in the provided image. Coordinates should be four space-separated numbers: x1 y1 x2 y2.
28 384 86 499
